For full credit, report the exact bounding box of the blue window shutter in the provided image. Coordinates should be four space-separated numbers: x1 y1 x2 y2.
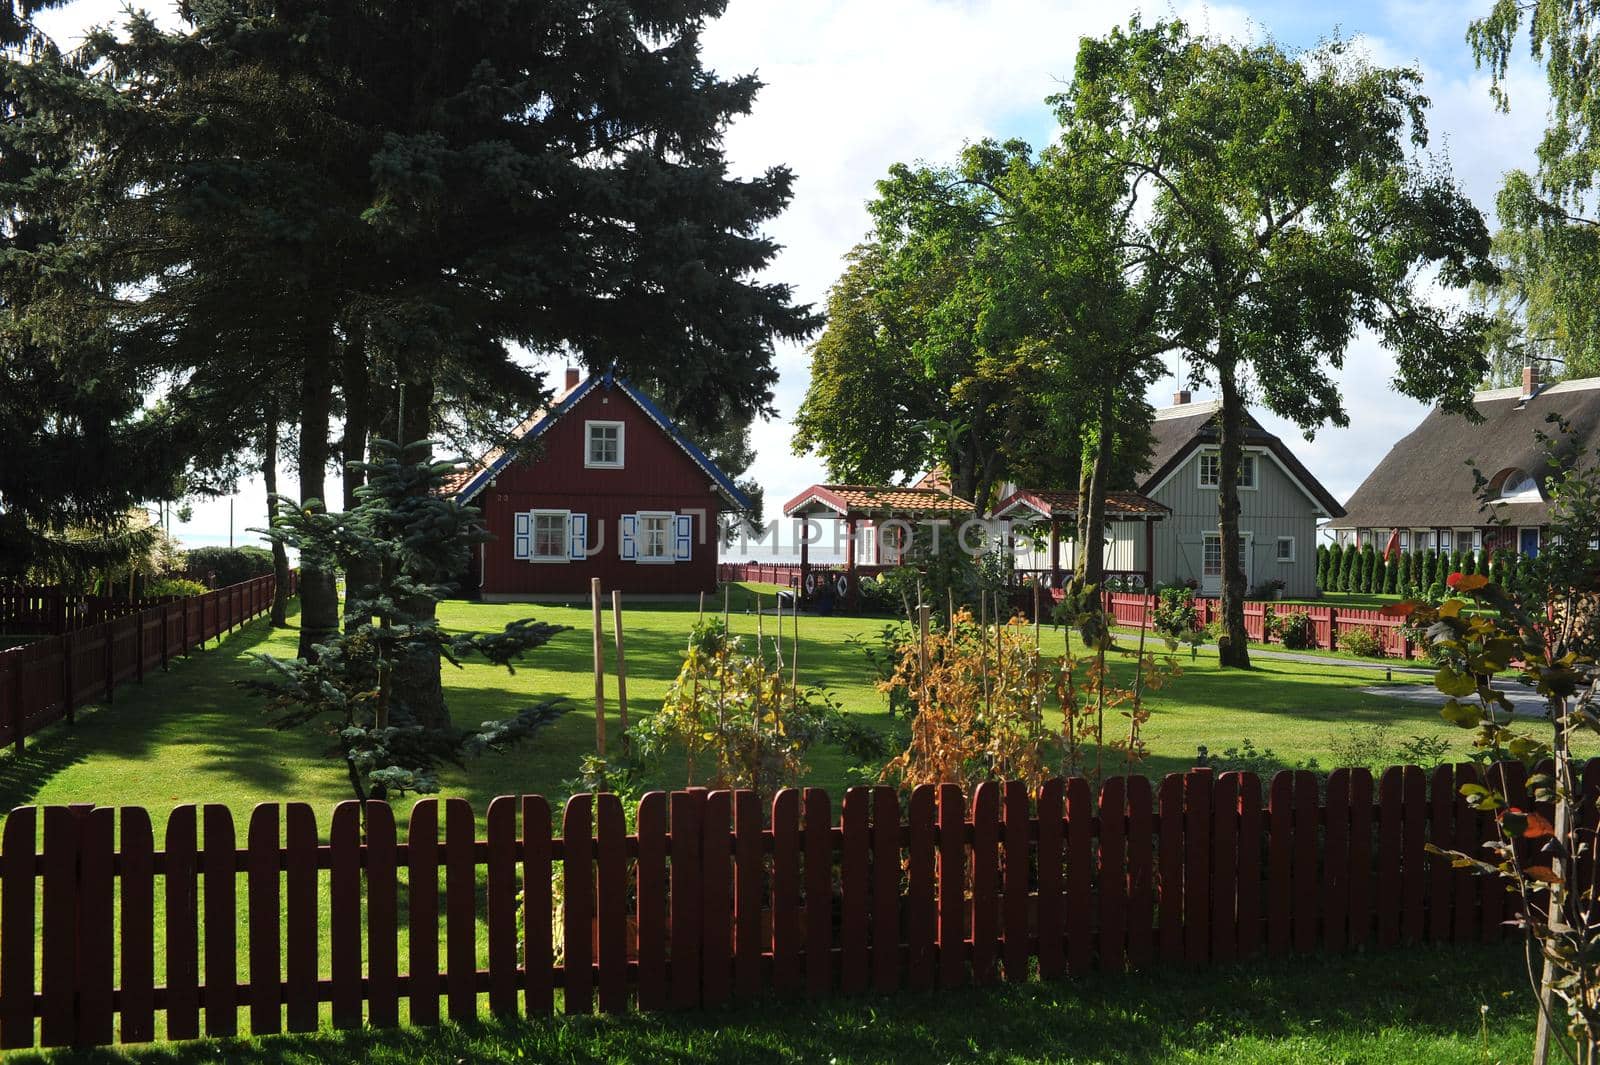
513 512 530 561
620 514 637 561
568 513 587 560
674 514 693 561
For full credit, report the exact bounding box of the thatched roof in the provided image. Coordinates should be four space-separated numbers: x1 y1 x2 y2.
1142 399 1345 517
1333 377 1600 530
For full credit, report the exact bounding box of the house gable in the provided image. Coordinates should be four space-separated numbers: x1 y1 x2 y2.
452 373 751 511
1140 402 1344 519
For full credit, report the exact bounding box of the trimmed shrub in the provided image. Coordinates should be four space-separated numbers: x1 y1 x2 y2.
1382 554 1399 594
1316 544 1330 590
1335 544 1353 592
1362 545 1379 593
146 577 208 598
181 545 275 588
1341 626 1386 658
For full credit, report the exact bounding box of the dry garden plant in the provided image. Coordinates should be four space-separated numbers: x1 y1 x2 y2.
878 602 1178 793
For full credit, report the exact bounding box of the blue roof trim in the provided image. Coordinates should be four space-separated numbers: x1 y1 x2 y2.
614 378 753 511
452 372 753 512
453 376 599 503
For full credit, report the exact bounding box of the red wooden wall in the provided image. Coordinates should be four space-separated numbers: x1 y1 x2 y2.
476 385 726 597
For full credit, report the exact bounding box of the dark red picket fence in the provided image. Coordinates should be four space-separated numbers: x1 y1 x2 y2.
0 760 1585 1050
1105 593 1417 658
0 586 186 638
0 573 293 753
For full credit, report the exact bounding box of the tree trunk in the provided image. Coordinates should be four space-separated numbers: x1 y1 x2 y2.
388 372 450 731
262 400 291 628
340 321 376 632
1216 356 1252 669
296 321 339 662
1075 384 1115 592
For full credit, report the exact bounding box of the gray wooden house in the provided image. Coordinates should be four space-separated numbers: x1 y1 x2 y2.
1112 392 1345 597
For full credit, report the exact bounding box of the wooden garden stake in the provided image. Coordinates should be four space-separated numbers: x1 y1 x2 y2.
698 591 705 623
918 603 931 711
790 592 800 710
946 587 955 628
610 590 629 745
591 578 606 758
1033 583 1041 646
756 592 765 667
979 591 990 707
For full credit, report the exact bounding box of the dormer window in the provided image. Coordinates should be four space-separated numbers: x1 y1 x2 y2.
585 421 624 468
1497 468 1542 503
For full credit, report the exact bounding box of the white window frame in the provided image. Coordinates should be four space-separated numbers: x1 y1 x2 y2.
1197 450 1256 490
1201 532 1252 577
636 510 675 564
584 420 625 469
1275 536 1296 563
1457 528 1483 553
527 509 571 562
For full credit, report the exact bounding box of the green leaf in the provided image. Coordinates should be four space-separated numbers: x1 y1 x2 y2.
1434 668 1479 698
1440 699 1482 727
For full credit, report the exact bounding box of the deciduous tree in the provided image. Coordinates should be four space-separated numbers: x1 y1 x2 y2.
1062 18 1497 666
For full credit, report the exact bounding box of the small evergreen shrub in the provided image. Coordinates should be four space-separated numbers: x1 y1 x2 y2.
1340 625 1386 658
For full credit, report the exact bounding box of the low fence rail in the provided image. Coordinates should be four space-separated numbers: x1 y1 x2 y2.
0 760 1582 1050
0 572 293 753
1105 593 1417 658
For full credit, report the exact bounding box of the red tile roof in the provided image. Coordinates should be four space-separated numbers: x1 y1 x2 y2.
782 483 977 519
992 489 1168 520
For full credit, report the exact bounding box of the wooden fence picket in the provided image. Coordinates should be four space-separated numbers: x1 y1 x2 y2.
1209 772 1237 964
366 801 400 1028
285 804 320 1032
804 788 834 997
1125 776 1155 969
485 796 520 1016
165 806 200 1042
1157 774 1184 964
937 783 966 988
839 788 871 995
407 800 440 1027
1291 772 1319 954
597 792 631 1013
1428 764 1455 942
1266 772 1292 956
1001 781 1031 982
770 788 802 993
1097 777 1128 973
872 786 903 993
1323 770 1351 953
562 794 594 1015
634 792 668 1011
246 805 281 1036
330 801 362 1028
733 790 764 997
119 808 155 1044
522 795 555 1015
668 789 703 1010
1035 778 1066 978
969 782 1000 985
698 790 732 1009
1347 768 1374 948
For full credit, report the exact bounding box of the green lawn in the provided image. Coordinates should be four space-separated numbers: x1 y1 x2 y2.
0 582 1537 835
1276 591 1403 611
21 943 1536 1064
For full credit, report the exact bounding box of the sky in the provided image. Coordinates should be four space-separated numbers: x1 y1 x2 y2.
33 0 1552 557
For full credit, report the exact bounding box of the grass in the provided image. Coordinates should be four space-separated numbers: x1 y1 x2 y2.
3 581 1563 838
21 942 1537 1064
1275 591 1403 611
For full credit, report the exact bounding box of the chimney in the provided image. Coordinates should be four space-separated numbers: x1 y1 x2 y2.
1521 364 1538 398
1173 389 1192 406
565 366 581 392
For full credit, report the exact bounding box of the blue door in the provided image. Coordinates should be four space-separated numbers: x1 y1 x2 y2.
1520 527 1540 558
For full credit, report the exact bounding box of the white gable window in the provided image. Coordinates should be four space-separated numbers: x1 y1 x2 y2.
621 511 695 563
512 509 571 562
1198 451 1256 489
585 420 625 468
1275 536 1295 563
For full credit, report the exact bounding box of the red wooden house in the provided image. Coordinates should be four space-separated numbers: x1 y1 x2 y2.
448 369 752 600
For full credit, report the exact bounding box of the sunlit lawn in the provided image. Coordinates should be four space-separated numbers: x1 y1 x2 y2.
0 582 1526 835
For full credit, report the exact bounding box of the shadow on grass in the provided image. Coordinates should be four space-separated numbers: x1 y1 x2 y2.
0 609 297 812
24 943 1532 1065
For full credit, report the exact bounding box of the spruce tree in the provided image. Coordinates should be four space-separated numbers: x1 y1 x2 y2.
251 441 567 801
1316 544 1330 590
